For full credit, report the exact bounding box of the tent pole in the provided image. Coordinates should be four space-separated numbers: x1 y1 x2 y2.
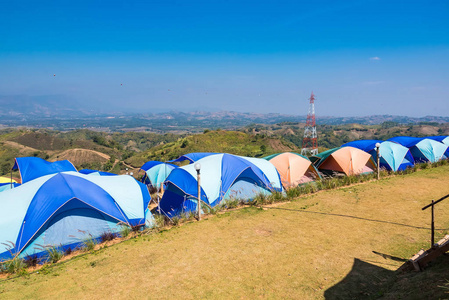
158 182 164 214
376 144 381 180
197 170 201 221
431 200 435 248
10 169 13 188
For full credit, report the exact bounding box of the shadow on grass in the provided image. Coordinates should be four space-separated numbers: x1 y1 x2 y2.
324 256 449 299
263 206 448 230
324 258 394 299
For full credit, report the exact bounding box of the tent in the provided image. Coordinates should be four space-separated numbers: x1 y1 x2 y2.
168 152 217 163
426 136 449 157
388 136 448 163
426 136 449 146
0 177 19 192
0 183 20 193
13 157 77 184
342 140 415 171
264 152 321 188
311 147 376 176
79 169 117 176
159 154 282 217
0 176 17 184
0 171 153 260
167 152 281 188
140 161 177 189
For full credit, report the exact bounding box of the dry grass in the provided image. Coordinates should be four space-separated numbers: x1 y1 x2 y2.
51 148 110 166
2 166 449 299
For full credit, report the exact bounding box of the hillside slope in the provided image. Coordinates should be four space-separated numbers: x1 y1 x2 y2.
243 122 449 150
125 130 299 167
51 149 110 169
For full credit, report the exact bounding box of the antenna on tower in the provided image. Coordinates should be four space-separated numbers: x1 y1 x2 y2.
301 92 318 156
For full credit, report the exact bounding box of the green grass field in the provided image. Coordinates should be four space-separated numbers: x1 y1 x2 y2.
2 166 449 299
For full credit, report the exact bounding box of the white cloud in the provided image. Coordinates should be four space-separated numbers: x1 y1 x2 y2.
369 56 381 61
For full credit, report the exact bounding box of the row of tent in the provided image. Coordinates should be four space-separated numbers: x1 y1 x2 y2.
0 157 153 260
1 135 448 261
141 136 449 217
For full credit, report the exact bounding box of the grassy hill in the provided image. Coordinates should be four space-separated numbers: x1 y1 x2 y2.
125 129 300 167
0 122 448 175
243 122 449 150
0 129 181 175
0 128 299 175
2 165 449 298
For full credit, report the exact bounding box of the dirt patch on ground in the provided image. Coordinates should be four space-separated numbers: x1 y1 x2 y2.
418 126 439 136
255 228 272 236
268 138 296 152
51 148 110 166
3 141 41 155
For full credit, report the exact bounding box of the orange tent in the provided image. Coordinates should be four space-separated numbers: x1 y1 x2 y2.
311 147 376 176
264 152 321 188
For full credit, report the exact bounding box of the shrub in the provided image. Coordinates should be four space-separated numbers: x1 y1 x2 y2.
270 191 284 203
1 257 27 274
171 216 180 226
251 193 268 206
420 162 430 169
153 214 167 228
82 235 97 252
99 231 116 243
224 198 240 209
131 225 143 233
46 246 64 263
24 254 39 267
208 205 222 215
64 247 73 256
120 225 131 238
286 187 301 199
184 211 196 221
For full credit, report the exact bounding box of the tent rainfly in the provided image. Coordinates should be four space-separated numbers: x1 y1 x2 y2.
159 153 282 217
0 172 153 260
388 136 448 163
264 152 321 188
311 147 376 176
140 161 177 189
79 169 117 176
342 140 415 171
13 157 77 184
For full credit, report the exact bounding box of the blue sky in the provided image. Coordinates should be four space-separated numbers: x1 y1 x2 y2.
0 1 448 117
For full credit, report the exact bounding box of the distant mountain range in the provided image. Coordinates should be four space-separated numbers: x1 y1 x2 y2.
0 95 448 131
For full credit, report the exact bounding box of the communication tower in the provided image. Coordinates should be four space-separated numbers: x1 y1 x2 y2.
301 92 318 156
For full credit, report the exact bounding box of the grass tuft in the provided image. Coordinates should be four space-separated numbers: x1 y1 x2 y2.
99 231 117 243
23 254 39 268
46 246 64 263
120 225 131 238
0 257 27 275
82 234 97 252
171 216 181 226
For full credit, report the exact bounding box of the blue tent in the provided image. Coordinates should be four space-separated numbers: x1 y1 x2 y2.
426 136 449 157
0 183 20 193
79 169 117 176
342 140 415 171
13 157 77 184
159 154 282 217
388 136 448 163
167 152 217 163
426 136 449 145
0 172 153 260
140 161 177 189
